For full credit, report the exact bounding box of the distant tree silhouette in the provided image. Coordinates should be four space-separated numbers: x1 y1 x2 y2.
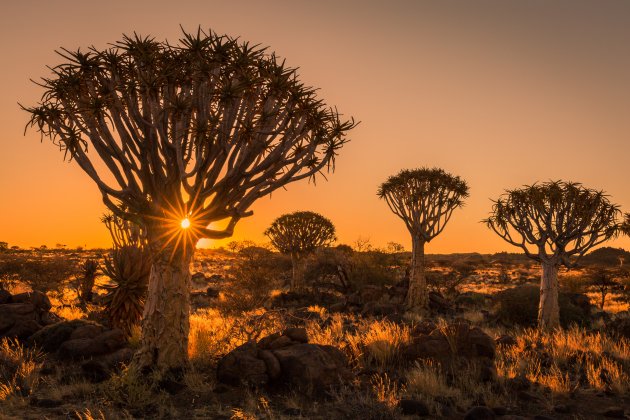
265 211 336 290
378 168 468 310
24 28 355 374
587 267 626 310
485 181 621 329
0 242 7 252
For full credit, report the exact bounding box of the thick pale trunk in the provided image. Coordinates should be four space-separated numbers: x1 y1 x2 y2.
133 250 193 374
406 237 427 310
538 261 560 329
290 253 302 291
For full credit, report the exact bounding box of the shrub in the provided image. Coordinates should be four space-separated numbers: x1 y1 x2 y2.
0 253 78 292
495 285 592 327
220 247 290 312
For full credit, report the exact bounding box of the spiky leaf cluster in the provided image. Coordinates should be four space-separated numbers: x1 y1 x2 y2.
377 168 469 241
485 181 621 266
265 211 336 256
24 28 356 240
101 246 151 336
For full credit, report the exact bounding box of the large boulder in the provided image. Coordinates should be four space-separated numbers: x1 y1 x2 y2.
0 291 55 340
271 343 351 390
29 319 104 352
217 327 352 392
403 321 495 369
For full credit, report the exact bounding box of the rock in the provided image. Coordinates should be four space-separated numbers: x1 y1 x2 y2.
398 399 430 416
191 272 207 284
206 287 220 298
428 291 453 314
267 335 294 350
0 289 12 304
5 319 42 340
0 303 42 340
283 327 308 343
403 322 495 367
217 342 268 386
602 407 625 418
464 406 496 420
272 343 352 391
30 320 103 352
507 375 531 391
533 416 556 420
69 324 105 340
258 349 281 379
257 333 282 349
11 291 52 312
495 334 517 347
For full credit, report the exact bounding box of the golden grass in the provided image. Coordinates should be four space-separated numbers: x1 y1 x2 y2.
0 338 43 402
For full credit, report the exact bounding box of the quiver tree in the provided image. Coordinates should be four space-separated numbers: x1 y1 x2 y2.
23 28 355 374
377 168 469 310
485 181 621 329
264 211 336 290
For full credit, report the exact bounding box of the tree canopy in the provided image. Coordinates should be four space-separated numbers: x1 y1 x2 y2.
24 28 356 245
485 181 621 266
265 211 336 256
377 167 469 241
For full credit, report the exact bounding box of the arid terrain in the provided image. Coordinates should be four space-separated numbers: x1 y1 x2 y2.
1 244 629 419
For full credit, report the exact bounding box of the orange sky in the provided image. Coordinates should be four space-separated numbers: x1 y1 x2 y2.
1 0 630 253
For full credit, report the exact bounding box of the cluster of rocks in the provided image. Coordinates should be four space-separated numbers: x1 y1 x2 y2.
402 320 497 381
217 327 352 393
29 319 131 382
0 290 59 340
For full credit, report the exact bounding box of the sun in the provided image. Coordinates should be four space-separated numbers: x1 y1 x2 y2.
180 218 191 229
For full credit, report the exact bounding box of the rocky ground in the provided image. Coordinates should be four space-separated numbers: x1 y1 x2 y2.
0 248 629 419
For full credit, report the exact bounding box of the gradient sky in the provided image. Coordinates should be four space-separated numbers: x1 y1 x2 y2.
1 0 629 253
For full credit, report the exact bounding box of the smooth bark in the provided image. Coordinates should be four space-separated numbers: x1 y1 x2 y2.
406 237 427 309
538 261 560 329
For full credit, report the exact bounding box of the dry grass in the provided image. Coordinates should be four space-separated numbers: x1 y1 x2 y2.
0 338 43 402
497 326 630 396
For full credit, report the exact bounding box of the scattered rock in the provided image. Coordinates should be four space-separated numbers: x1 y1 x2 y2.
0 289 12 304
398 399 429 416
206 287 220 298
217 342 269 386
217 330 352 393
464 406 496 420
517 390 541 402
403 321 495 369
283 327 308 343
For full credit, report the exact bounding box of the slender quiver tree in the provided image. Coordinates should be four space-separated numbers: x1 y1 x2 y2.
265 211 336 290
378 168 469 310
24 29 355 374
485 181 621 329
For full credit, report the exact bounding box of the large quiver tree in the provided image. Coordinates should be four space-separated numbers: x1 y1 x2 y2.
485 181 621 329
378 168 468 310
24 28 356 374
265 211 336 290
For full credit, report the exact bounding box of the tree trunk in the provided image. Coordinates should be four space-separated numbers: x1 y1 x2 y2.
133 246 193 375
406 236 427 310
290 253 301 291
538 261 560 329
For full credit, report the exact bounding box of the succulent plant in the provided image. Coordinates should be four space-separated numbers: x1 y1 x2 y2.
101 246 151 337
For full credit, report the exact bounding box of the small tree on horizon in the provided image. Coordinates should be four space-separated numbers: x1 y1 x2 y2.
485 180 621 329
24 28 355 374
378 167 469 310
265 211 336 290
